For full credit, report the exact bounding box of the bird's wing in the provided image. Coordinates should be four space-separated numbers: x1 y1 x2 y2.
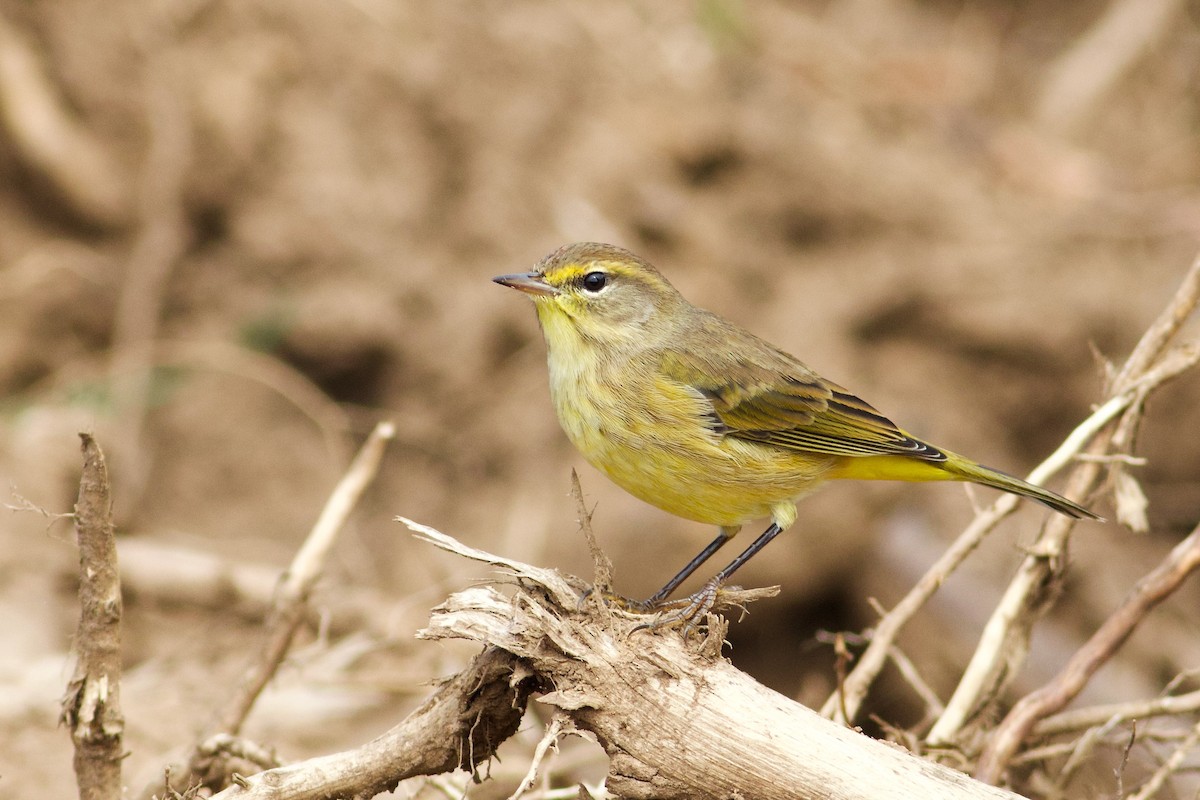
660 343 946 462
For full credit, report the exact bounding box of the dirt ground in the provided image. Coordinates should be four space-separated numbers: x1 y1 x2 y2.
1 1 1198 797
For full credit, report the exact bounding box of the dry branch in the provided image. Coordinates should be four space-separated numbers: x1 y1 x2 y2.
197 522 1030 799
1033 688 1200 737
822 340 1198 726
926 254 1200 750
818 298 1200 726
62 434 125 800
406 524 1021 800
215 420 395 735
973 522 1200 782
206 647 535 800
146 422 394 799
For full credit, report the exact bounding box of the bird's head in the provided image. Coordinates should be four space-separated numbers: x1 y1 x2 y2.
493 242 686 352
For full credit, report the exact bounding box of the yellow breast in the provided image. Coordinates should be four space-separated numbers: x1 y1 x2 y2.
544 344 831 529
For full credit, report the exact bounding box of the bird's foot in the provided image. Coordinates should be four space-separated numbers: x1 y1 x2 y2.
579 579 779 636
632 577 733 636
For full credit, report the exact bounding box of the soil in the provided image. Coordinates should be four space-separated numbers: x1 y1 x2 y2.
1 1 1198 797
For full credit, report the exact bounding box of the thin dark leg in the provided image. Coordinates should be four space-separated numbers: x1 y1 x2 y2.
633 523 787 633
645 530 733 606
711 522 783 584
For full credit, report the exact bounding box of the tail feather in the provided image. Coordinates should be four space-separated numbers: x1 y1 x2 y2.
947 456 1101 520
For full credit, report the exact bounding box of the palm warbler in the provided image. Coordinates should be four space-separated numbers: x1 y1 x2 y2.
494 242 1098 614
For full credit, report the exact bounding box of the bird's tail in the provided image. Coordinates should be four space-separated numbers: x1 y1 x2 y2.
944 454 1100 520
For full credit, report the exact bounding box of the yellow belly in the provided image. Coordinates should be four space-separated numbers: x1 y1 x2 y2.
548 357 831 529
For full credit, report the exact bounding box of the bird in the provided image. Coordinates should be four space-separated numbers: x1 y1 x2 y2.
493 242 1098 621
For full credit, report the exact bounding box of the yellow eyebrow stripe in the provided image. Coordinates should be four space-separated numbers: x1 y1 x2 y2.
543 261 646 287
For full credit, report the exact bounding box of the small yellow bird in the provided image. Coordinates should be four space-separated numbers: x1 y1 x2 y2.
494 242 1097 616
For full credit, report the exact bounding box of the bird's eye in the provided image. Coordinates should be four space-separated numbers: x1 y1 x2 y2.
581 271 608 292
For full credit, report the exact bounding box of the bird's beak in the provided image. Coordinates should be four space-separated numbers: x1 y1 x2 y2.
492 272 559 297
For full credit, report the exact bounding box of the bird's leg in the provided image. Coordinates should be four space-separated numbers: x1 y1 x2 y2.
638 522 784 630
709 522 783 586
578 529 733 612
642 527 737 607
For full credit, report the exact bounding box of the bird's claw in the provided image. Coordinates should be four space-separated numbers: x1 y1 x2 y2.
631 577 733 635
580 578 747 637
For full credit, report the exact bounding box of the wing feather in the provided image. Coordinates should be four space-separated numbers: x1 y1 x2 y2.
660 321 945 462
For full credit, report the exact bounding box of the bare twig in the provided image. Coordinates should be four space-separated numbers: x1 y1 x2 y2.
214 420 395 735
974 522 1200 782
927 255 1200 748
4 491 73 521
571 469 613 598
145 422 396 799
506 714 571 800
818 343 1200 725
888 645 945 724
822 489 1053 721
61 434 125 800
1125 716 1200 800
1034 688 1200 737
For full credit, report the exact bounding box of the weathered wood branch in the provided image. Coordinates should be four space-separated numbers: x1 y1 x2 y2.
205 646 534 800
62 434 125 800
215 521 1028 800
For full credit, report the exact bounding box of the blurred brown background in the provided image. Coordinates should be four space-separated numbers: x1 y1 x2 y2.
1 1 1198 796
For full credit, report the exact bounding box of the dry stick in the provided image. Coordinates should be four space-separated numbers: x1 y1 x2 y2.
213 420 396 736
506 714 570 800
974 522 1200 783
1126 715 1200 800
926 255 1200 748
928 441 1113 747
1033 687 1200 737
206 647 536 800
146 422 396 797
62 434 125 800
819 288 1200 725
571 469 613 599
